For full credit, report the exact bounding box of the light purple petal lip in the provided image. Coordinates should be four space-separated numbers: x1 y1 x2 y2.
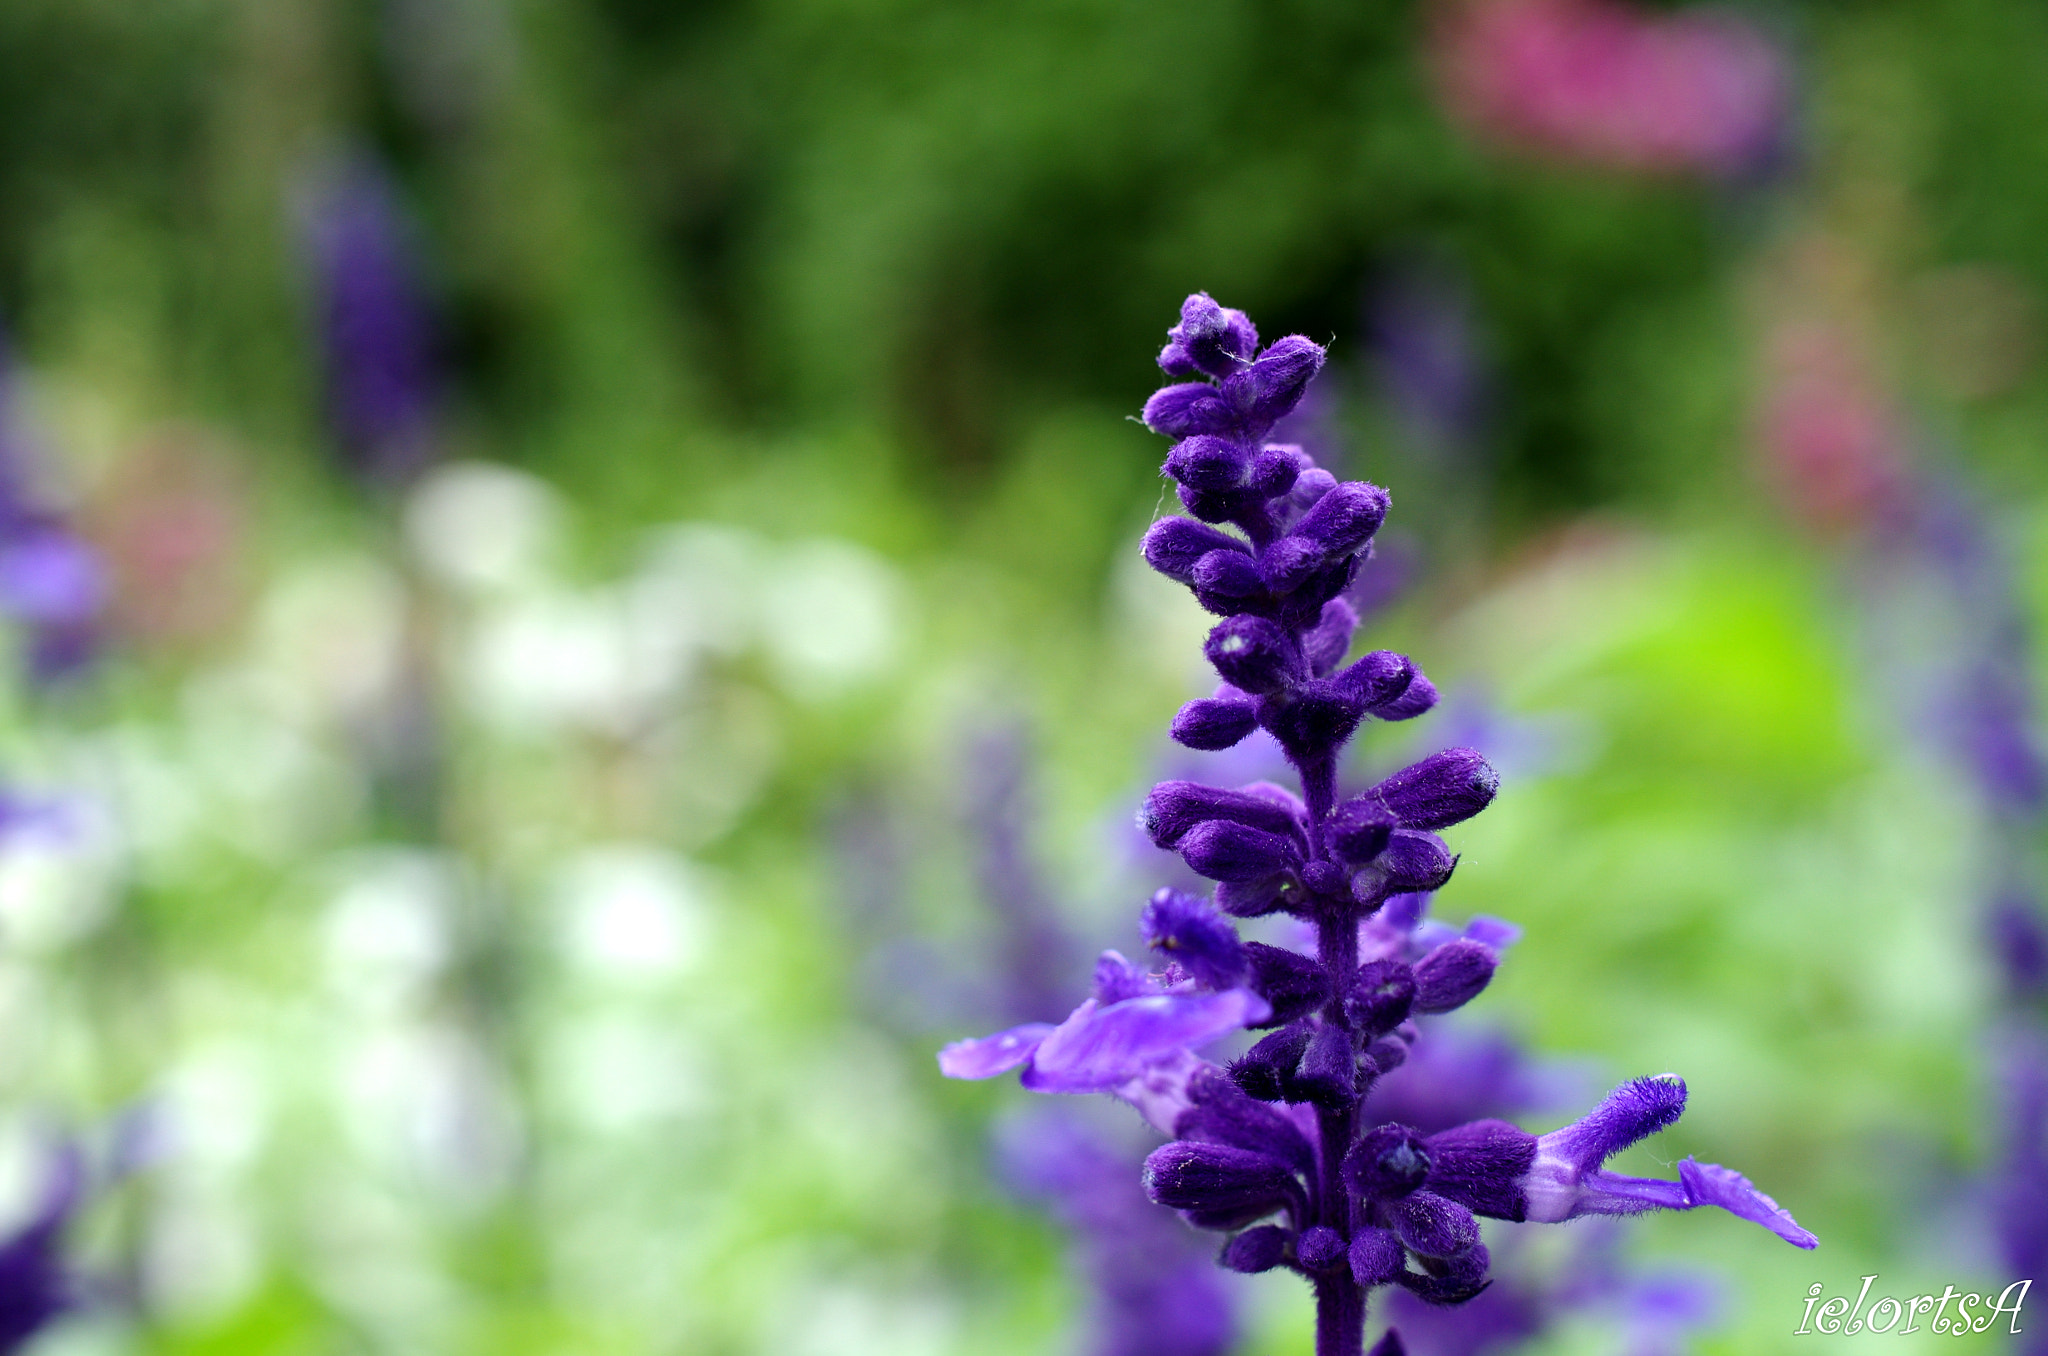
1023 989 1270 1093
1679 1157 1818 1249
937 1023 1056 1080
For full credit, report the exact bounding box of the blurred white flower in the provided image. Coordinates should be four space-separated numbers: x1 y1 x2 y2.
320 848 457 1015
543 1013 708 1134
403 460 564 594
553 845 709 982
760 539 904 697
0 822 117 953
342 1022 522 1202
628 523 766 665
252 554 408 724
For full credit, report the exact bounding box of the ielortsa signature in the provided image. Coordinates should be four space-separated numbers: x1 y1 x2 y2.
1797 1277 2031 1335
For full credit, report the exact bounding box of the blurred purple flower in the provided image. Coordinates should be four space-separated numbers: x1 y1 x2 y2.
297 152 440 487
1368 272 1487 458
965 723 1078 1022
1000 1110 1237 1356
0 1143 85 1352
0 331 103 682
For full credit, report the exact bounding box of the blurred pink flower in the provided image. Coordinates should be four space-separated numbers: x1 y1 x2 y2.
1433 0 1791 178
1754 317 1909 536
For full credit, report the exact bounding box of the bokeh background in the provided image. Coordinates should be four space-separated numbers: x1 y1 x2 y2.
0 0 2043 1352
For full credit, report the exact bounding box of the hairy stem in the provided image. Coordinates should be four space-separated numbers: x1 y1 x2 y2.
1312 898 1364 1355
1313 1270 1367 1356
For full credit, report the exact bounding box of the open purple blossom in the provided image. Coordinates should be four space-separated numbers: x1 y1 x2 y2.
940 295 1813 1355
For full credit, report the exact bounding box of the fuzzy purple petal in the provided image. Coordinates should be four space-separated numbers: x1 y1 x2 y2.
1023 989 1270 1093
937 1022 1056 1079
1678 1157 1818 1248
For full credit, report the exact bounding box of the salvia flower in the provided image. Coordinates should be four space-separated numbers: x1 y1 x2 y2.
941 297 1813 1355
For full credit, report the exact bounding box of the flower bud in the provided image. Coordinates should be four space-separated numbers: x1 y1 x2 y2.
1142 517 1249 585
1352 831 1457 900
1386 1190 1480 1258
1328 796 1397 865
1291 1022 1357 1108
1296 1225 1346 1271
1349 1228 1406 1287
1249 445 1306 498
1343 960 1415 1036
1289 480 1388 557
1143 1140 1300 1227
1262 681 1367 760
1215 874 1297 918
1170 697 1259 751
1219 1224 1292 1274
1205 614 1303 694
1176 1065 1315 1174
1345 1124 1432 1201
1363 1036 1408 1074
1243 941 1329 1028
1222 335 1326 428
1139 781 1304 849
1422 1119 1538 1220
1166 435 1251 491
1412 939 1497 1014
1159 293 1258 379
1303 597 1359 676
1336 650 1417 706
1142 382 1234 438
1190 549 1265 611
1178 820 1300 883
1372 670 1438 720
1230 1023 1310 1101
1371 748 1500 830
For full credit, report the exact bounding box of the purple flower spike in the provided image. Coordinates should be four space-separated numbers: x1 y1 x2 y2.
940 296 1811 1356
